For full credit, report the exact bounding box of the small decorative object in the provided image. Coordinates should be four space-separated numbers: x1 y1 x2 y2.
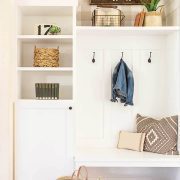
49 25 61 35
90 0 142 5
34 24 61 35
92 7 125 26
35 83 59 100
34 46 59 67
134 11 145 26
141 0 164 26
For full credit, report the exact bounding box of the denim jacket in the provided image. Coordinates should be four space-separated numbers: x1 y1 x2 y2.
111 59 134 106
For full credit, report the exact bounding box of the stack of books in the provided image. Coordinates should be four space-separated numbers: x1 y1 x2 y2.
35 83 59 100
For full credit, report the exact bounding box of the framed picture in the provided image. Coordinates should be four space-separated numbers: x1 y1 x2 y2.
90 0 142 5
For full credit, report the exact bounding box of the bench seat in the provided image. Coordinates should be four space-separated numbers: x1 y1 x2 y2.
75 148 180 168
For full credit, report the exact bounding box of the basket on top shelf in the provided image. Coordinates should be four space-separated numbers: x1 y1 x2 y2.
33 46 60 67
92 6 125 26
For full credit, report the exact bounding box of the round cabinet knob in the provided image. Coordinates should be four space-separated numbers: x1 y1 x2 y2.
69 106 72 110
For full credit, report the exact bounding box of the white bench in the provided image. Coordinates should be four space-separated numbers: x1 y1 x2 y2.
75 148 180 168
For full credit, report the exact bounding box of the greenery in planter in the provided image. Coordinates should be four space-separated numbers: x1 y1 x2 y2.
140 0 163 12
49 25 61 35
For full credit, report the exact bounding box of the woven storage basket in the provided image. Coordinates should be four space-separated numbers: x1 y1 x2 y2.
57 166 88 180
34 46 59 67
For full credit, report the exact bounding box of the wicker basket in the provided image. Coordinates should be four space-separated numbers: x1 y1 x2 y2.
34 46 60 67
92 7 125 26
57 166 88 180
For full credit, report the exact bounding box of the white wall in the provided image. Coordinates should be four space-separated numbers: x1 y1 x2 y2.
0 0 13 180
164 0 180 26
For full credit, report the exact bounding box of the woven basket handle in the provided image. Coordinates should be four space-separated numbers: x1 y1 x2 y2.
77 166 88 180
71 170 78 180
156 5 164 13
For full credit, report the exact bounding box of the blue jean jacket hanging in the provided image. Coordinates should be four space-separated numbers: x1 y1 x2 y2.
111 59 134 106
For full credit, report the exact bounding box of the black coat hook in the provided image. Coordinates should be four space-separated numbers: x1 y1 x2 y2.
92 52 95 63
121 52 124 60
148 52 152 63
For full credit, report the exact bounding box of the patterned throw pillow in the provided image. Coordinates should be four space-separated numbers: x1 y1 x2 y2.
136 114 179 155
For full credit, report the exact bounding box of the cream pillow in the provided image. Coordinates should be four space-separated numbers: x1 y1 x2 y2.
117 131 145 152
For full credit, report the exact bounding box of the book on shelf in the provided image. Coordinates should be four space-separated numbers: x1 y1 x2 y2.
48 84 51 100
134 11 145 26
54 84 59 100
134 13 141 26
139 12 145 26
35 83 39 99
52 84 55 100
39 83 42 99
35 83 60 100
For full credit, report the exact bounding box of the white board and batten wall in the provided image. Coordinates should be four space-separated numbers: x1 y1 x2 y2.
76 31 180 148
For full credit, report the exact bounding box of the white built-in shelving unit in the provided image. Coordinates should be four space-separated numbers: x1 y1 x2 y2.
15 5 74 100
15 3 75 180
14 0 180 180
76 26 180 35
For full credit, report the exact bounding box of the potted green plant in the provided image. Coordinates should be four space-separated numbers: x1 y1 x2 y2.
141 0 164 26
49 25 61 35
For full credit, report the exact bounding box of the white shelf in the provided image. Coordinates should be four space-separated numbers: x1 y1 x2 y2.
17 35 73 43
16 99 73 108
17 67 73 72
75 148 180 168
76 26 180 36
18 6 72 16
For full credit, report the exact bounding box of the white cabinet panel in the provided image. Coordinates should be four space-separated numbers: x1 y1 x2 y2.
15 102 74 180
76 50 104 139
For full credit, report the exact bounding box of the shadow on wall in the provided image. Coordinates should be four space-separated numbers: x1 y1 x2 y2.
86 167 180 180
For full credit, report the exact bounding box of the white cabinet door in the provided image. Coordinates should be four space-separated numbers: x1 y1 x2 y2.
15 101 74 180
76 49 104 139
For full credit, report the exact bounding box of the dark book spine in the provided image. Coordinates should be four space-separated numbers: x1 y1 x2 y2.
35 83 39 99
48 83 51 99
42 83 45 100
55 84 59 100
54 84 57 100
38 84 41 99
51 84 55 100
57 83 59 99
45 83 49 99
